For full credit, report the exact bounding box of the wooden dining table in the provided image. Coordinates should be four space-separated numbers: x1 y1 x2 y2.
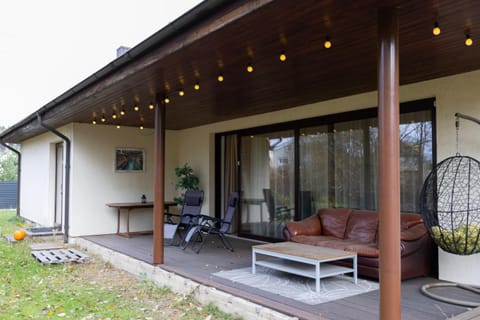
106 201 176 237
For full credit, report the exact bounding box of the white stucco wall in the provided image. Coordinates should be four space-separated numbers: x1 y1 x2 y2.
19 123 179 237
68 123 179 236
19 124 72 227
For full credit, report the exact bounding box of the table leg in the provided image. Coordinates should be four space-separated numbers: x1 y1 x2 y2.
353 255 358 284
126 208 131 237
116 208 121 235
315 263 320 293
252 249 256 274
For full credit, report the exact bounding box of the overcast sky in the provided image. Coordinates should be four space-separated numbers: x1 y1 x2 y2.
0 0 202 127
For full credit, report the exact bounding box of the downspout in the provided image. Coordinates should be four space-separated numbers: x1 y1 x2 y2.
0 140 21 216
37 113 70 244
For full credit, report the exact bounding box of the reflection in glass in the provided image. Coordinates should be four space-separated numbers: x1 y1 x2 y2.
240 131 294 239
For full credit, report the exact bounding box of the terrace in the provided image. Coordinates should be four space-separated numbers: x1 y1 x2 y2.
80 233 477 320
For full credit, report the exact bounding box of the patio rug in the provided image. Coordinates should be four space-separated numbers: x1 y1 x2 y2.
213 266 378 305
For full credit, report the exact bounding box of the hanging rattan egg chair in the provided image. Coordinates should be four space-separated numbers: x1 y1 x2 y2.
420 154 480 255
420 113 480 255
419 113 480 308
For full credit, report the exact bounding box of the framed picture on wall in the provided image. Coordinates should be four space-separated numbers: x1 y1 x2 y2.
115 148 145 172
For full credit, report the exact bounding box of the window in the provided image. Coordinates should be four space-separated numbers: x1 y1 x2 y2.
299 109 432 215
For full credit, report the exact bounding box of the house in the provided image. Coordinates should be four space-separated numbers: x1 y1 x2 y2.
1 1 480 318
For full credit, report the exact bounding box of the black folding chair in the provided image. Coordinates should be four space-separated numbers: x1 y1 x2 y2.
181 192 239 253
164 189 203 246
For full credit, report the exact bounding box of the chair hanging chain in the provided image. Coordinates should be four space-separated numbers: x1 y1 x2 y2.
454 113 480 156
455 115 460 156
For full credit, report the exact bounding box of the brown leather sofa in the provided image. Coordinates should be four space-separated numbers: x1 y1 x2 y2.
283 208 433 280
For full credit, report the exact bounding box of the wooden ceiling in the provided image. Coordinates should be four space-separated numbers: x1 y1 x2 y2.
3 0 480 143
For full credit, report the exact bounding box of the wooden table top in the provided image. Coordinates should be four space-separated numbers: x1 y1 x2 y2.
252 241 356 261
106 201 176 209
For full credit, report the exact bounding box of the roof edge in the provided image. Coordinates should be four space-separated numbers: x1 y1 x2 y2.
0 0 231 142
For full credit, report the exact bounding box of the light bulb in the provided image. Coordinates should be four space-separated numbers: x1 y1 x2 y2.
148 103 154 110
116 124 121 129
246 64 254 73
133 104 140 111
120 109 126 116
217 74 224 82
279 52 287 62
465 35 473 46
432 22 441 36
324 37 332 49
92 119 97 125
178 89 185 96
164 97 170 104
194 82 200 90
101 114 106 122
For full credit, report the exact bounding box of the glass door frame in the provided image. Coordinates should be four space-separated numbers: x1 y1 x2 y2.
214 98 436 242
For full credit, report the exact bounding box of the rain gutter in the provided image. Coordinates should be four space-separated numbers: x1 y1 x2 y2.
37 113 71 244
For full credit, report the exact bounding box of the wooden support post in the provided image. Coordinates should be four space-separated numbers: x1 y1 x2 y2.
378 6 401 320
153 100 166 264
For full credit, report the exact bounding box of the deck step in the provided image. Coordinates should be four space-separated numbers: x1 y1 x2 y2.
31 248 89 264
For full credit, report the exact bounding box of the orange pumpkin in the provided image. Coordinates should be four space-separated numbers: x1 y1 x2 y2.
13 229 26 241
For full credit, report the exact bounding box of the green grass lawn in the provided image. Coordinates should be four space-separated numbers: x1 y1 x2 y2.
0 210 242 319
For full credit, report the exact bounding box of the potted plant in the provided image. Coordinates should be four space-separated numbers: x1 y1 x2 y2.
174 163 200 205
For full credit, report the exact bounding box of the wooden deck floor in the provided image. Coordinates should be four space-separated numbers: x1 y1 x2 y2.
83 234 478 320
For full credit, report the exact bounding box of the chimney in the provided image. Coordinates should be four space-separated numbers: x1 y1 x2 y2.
116 46 131 58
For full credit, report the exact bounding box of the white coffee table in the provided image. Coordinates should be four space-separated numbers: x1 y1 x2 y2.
252 242 357 292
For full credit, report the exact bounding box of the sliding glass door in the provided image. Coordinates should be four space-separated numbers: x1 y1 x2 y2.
239 130 295 239
217 98 435 241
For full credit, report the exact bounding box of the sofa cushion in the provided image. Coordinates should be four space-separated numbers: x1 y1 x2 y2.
401 223 428 241
318 208 352 238
314 239 361 251
400 213 423 229
285 215 321 238
344 210 379 243
291 235 338 246
344 243 380 258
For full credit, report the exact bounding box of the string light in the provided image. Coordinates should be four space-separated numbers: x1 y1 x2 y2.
324 36 332 49
279 52 287 62
120 108 126 116
194 82 200 90
432 22 441 36
112 112 117 119
164 96 170 104
178 89 185 97
133 104 140 111
246 63 254 73
465 34 473 46
101 114 106 122
116 124 121 129
217 73 224 82
148 103 155 110
140 125 144 130
92 118 97 125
